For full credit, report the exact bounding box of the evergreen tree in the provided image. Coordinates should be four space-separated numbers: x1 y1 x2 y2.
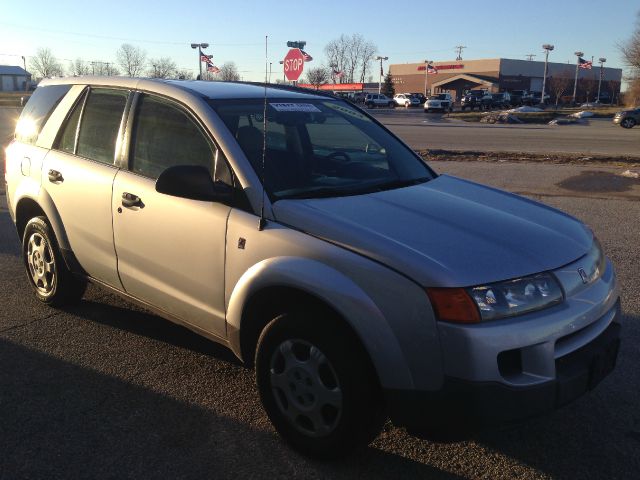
381 73 395 97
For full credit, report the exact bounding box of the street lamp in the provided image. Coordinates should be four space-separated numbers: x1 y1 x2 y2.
191 42 210 80
572 50 584 104
423 60 432 97
375 56 388 94
540 44 554 107
597 57 606 103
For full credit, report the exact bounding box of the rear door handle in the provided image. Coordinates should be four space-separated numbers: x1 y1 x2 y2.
121 192 144 208
48 169 63 183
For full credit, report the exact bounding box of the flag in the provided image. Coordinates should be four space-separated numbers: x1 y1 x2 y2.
427 64 438 74
301 50 313 62
207 65 220 73
332 69 344 78
578 57 593 69
201 54 213 64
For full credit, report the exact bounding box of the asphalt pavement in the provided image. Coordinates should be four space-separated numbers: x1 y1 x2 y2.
1 158 639 479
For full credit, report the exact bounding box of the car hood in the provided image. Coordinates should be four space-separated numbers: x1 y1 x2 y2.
272 175 592 287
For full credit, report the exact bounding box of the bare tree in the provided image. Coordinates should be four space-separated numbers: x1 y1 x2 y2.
70 58 91 76
148 57 177 78
218 62 240 81
305 66 330 89
29 48 64 79
116 43 147 77
547 70 573 106
174 69 194 80
324 34 377 84
619 11 640 106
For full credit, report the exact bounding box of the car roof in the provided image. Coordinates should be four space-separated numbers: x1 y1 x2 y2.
38 76 328 101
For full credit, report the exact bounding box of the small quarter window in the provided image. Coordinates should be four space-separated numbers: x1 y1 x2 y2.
55 91 87 154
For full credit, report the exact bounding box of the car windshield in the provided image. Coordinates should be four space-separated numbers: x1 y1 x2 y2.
210 98 433 200
429 94 448 100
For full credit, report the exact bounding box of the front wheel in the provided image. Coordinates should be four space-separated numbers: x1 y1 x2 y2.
621 118 636 129
22 217 86 306
255 312 384 459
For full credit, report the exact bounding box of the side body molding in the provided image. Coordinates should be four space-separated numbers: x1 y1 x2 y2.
225 256 415 390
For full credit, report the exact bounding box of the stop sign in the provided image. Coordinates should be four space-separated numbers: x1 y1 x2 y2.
283 48 305 81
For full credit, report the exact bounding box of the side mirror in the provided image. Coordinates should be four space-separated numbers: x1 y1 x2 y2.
155 165 233 203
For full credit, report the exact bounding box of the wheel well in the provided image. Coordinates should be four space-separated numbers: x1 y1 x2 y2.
15 198 47 240
239 286 376 377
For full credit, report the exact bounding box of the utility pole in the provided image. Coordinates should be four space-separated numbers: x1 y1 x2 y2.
525 54 536 61
423 60 432 97
572 51 584 104
375 56 388 94
455 45 466 61
540 44 554 107
597 57 606 103
21 55 28 91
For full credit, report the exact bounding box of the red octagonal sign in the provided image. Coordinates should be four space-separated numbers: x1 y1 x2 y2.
283 48 305 82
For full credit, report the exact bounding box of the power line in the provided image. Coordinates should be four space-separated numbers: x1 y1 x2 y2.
455 45 466 61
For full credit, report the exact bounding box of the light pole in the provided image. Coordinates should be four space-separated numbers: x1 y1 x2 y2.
597 57 606 103
279 60 284 82
191 43 210 80
375 56 388 94
21 55 28 91
423 60 432 97
540 44 554 107
572 51 584 104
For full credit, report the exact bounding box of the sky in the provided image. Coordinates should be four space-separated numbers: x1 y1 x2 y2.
1 0 638 83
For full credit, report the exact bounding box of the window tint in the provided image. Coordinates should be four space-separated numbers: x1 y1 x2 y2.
15 84 71 144
55 91 86 154
130 95 215 179
76 89 128 164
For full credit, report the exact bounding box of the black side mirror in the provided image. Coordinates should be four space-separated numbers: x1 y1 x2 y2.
155 165 233 203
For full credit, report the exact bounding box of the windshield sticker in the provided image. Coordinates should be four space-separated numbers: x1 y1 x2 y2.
270 103 321 113
324 102 371 122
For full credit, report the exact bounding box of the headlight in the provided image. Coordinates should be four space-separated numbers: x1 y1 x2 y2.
467 273 564 321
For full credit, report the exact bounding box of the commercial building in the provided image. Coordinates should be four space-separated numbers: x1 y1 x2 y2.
0 65 31 92
389 58 622 103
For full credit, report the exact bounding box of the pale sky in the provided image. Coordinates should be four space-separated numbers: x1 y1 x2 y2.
1 0 637 82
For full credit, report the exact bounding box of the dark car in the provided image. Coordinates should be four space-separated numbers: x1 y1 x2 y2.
613 107 640 128
460 89 486 111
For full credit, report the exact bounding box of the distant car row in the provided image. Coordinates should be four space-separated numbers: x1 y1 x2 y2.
460 89 551 111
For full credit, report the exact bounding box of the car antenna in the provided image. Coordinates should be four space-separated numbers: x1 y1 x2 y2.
258 34 268 231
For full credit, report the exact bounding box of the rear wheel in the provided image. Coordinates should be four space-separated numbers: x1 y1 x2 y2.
255 311 384 459
621 118 636 129
22 216 86 306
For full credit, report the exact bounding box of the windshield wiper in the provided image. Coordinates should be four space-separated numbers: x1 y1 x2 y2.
276 177 431 200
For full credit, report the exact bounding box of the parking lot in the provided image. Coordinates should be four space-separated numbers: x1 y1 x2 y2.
1 105 640 478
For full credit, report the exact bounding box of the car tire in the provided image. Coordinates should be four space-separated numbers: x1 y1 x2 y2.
621 118 636 129
255 310 385 459
22 216 86 306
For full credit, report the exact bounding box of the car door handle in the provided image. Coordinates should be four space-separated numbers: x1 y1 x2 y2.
121 192 144 208
48 169 64 183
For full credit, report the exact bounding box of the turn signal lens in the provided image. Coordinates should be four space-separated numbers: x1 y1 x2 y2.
426 288 481 324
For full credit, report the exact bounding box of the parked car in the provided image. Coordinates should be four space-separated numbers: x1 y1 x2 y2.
6 78 621 459
424 93 453 112
508 90 528 106
394 93 420 108
488 92 512 110
364 93 394 108
613 107 640 128
523 91 550 106
460 89 487 111
410 92 426 105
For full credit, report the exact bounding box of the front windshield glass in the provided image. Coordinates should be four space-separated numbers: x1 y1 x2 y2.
211 99 433 200
429 94 448 100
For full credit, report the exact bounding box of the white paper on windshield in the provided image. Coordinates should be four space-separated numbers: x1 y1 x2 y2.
270 103 321 113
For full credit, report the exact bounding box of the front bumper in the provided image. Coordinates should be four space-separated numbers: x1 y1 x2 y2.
385 319 621 435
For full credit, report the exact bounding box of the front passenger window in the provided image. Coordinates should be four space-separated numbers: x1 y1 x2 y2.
130 95 215 179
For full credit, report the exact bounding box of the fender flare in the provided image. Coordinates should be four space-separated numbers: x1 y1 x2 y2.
226 256 414 390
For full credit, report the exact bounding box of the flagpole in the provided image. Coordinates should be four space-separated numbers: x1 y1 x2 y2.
572 51 583 104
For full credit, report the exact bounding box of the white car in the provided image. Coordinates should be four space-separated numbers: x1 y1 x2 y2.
425 93 454 113
394 93 421 108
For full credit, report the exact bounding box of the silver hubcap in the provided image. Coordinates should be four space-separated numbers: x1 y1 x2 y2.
622 119 633 128
26 232 56 295
270 339 342 437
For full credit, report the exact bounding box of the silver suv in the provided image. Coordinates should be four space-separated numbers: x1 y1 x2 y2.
5 77 621 459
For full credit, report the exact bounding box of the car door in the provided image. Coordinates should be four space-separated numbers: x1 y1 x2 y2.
42 87 129 288
112 93 231 338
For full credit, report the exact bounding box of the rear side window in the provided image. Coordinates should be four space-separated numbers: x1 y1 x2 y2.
129 94 215 179
76 89 128 164
15 84 71 144
55 91 87 154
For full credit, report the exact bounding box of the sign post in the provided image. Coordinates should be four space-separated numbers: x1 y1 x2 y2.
283 48 305 83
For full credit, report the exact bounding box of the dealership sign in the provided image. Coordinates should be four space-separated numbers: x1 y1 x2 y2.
418 64 464 71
